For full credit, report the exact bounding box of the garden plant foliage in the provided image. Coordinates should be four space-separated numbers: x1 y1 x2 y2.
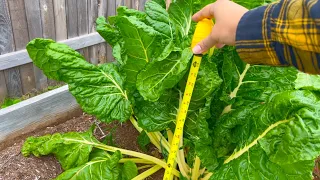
22 0 320 179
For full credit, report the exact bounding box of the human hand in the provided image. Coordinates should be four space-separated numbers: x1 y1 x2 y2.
192 0 248 54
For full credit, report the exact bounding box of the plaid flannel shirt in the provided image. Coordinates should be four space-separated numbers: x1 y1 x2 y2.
236 0 320 74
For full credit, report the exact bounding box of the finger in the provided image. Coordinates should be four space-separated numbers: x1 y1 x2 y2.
192 27 219 54
192 4 214 22
215 43 225 49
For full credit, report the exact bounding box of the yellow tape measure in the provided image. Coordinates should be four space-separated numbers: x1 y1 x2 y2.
164 19 214 180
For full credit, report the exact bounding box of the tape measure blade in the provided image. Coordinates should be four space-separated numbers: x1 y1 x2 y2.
163 56 202 179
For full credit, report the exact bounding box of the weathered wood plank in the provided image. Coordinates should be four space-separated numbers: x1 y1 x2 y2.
124 0 132 8
25 0 43 40
106 0 116 63
116 0 123 7
20 64 36 94
66 0 78 39
88 0 99 64
0 71 7 102
7 0 29 50
0 0 14 54
25 0 48 91
132 0 139 9
0 85 80 145
40 0 57 86
0 33 105 70
77 0 89 60
97 0 108 64
6 0 27 97
40 0 56 40
53 0 67 41
0 0 13 100
77 0 88 36
139 0 147 11
4 68 22 97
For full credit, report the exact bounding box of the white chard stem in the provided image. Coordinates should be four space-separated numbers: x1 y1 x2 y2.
191 156 201 180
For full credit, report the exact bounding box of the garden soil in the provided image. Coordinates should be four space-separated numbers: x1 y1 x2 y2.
0 114 163 180
0 114 319 180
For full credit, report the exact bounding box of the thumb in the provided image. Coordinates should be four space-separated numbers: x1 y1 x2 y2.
192 26 219 54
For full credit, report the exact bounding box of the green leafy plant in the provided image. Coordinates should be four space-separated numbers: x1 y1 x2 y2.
22 0 320 179
1 98 22 109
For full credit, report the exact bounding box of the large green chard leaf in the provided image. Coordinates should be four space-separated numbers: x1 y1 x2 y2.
56 150 123 180
113 14 173 90
184 97 219 171
96 16 120 47
120 161 139 180
137 48 193 101
152 0 166 9
210 90 320 179
211 47 297 117
168 0 193 38
179 55 223 102
135 90 179 132
22 127 98 170
26 39 132 122
116 6 146 20
145 1 174 39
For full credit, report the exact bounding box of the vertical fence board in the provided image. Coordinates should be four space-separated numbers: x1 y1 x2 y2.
0 71 7 102
106 0 116 63
25 0 48 91
53 0 67 41
52 0 67 87
66 0 78 39
4 68 22 97
97 0 107 64
7 0 28 97
77 0 89 60
40 0 56 40
9 0 35 95
0 0 14 54
88 0 98 64
139 0 147 11
0 0 14 101
41 0 58 86
25 0 42 39
124 0 132 7
132 0 139 9
116 0 123 7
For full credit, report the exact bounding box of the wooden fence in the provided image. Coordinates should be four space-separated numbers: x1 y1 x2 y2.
0 0 147 102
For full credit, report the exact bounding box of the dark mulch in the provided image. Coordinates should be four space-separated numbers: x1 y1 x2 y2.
0 114 163 180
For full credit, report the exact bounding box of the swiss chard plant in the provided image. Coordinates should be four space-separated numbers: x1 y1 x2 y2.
22 0 320 179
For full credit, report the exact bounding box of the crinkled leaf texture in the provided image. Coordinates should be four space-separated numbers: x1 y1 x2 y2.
137 48 193 101
26 39 132 122
56 150 123 180
96 16 120 47
195 47 320 178
210 90 320 179
135 90 179 132
22 127 98 170
96 0 196 99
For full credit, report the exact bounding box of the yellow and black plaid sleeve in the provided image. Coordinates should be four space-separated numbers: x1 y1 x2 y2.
236 0 320 74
